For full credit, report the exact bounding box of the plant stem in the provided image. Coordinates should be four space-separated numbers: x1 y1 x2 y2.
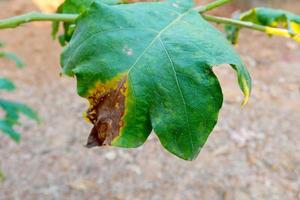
0 12 77 29
0 0 232 29
203 15 266 31
195 0 232 13
202 14 297 37
0 2 297 40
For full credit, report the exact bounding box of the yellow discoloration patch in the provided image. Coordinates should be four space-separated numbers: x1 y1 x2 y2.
293 35 300 42
265 27 291 37
87 74 126 100
265 24 300 43
291 21 300 33
83 112 91 123
270 21 279 27
111 79 131 146
241 77 250 107
291 22 300 42
85 74 129 148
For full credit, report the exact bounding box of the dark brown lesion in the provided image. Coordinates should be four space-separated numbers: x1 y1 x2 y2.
85 76 127 148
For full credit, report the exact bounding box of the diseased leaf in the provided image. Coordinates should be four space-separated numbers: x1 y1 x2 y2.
225 7 300 44
52 0 123 45
61 0 251 160
0 77 15 91
0 51 25 68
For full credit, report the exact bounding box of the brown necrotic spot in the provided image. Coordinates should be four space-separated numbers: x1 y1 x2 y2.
85 76 127 148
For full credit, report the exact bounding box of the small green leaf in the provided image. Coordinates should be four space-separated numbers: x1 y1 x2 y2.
225 7 300 44
62 0 251 160
52 0 93 41
0 77 15 91
0 99 39 142
0 51 25 68
0 120 20 142
0 99 40 124
52 0 123 44
0 43 34 143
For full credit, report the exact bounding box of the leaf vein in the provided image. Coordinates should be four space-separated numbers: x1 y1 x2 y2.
127 9 192 73
158 37 195 154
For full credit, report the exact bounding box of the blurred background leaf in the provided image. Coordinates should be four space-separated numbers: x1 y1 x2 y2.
0 77 15 91
0 42 38 142
0 51 25 68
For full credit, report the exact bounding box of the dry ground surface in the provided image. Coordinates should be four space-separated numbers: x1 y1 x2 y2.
0 0 300 199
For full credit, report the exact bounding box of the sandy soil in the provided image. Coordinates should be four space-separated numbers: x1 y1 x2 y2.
0 0 300 199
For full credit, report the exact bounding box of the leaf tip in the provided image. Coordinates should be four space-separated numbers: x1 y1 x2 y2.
241 77 250 107
241 94 249 107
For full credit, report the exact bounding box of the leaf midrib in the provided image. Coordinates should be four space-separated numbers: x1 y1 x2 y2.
127 9 192 73
158 37 195 154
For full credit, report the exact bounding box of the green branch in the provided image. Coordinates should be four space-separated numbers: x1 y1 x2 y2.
0 0 297 40
203 15 266 32
0 0 232 29
196 0 232 13
0 12 77 29
202 14 299 38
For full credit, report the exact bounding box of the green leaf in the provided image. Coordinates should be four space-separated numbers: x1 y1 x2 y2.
0 99 40 124
0 120 20 142
0 51 25 68
0 168 5 182
0 99 39 142
52 0 123 45
0 77 15 91
225 7 300 44
61 0 251 160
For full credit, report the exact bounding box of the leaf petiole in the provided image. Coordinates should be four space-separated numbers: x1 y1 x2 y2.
195 0 232 13
203 14 300 39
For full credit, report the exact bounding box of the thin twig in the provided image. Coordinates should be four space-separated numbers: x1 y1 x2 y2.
202 14 299 38
0 0 298 41
0 12 77 29
195 0 232 13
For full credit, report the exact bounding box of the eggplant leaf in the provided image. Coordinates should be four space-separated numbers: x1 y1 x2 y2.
61 0 251 160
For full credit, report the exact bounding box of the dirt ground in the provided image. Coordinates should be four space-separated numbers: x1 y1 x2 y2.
0 0 300 200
